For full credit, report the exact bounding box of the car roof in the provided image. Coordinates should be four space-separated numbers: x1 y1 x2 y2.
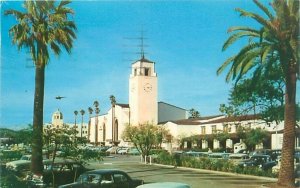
137 182 190 188
229 153 248 157
251 154 270 157
84 169 127 174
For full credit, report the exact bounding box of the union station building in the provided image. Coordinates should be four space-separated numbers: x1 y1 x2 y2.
46 56 300 152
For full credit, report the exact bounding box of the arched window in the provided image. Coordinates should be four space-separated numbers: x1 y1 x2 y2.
114 120 118 141
103 123 106 142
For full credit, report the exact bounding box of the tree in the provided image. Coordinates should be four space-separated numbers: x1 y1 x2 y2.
80 109 85 138
43 124 76 163
122 123 169 158
15 126 33 145
220 66 285 124
74 110 78 128
188 108 200 119
217 1 299 187
43 125 100 183
5 1 77 175
237 126 268 151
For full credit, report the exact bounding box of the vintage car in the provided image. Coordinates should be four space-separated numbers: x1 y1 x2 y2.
58 169 144 188
228 153 249 164
137 182 191 188
27 159 92 187
6 155 31 171
238 154 277 170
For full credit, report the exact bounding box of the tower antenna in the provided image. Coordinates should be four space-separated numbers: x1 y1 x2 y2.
140 27 145 59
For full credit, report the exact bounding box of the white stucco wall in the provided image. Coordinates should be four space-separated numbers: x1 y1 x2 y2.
89 105 130 146
158 102 188 123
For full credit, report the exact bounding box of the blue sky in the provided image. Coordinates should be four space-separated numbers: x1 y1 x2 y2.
1 1 299 129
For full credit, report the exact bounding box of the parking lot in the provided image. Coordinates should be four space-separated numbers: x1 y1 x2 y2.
88 155 277 188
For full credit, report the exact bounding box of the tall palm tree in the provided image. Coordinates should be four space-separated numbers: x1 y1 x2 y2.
217 1 299 187
74 110 78 128
80 109 85 138
87 107 93 142
5 1 76 175
109 95 116 144
93 101 99 145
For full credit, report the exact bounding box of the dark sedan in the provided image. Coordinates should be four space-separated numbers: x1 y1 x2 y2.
27 159 92 187
58 169 144 188
238 154 277 170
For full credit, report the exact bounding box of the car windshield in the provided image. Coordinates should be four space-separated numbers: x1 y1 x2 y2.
20 156 30 160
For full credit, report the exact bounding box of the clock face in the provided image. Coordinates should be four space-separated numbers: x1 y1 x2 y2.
143 83 152 92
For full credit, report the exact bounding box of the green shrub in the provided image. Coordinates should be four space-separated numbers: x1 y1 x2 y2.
0 172 27 188
155 153 278 178
0 150 23 163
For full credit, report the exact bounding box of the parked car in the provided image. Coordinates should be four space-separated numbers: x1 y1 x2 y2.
228 153 249 164
27 159 92 187
117 148 130 155
6 155 52 175
238 154 277 170
183 151 208 158
58 169 144 188
137 182 190 188
272 156 300 177
128 148 141 155
6 155 31 171
250 149 272 157
208 153 230 160
106 147 119 154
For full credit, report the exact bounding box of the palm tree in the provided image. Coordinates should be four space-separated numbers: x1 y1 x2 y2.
80 109 85 138
217 1 299 187
93 101 99 145
87 107 93 142
5 1 76 175
74 110 78 128
109 95 116 144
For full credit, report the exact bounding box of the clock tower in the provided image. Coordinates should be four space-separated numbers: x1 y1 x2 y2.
129 56 158 125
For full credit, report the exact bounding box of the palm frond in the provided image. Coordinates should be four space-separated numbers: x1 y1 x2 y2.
227 26 260 34
50 42 61 56
253 0 275 20
222 31 260 51
235 8 277 34
217 56 235 76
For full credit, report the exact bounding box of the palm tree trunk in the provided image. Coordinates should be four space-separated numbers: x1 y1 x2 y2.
95 116 98 146
31 66 45 175
278 66 297 188
88 115 91 142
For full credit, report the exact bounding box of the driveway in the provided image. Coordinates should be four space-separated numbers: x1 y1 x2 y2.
87 155 277 188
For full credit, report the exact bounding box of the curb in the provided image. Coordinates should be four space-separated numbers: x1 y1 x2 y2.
150 163 278 182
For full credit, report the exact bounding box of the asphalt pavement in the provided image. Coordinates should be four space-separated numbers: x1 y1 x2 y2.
87 154 278 188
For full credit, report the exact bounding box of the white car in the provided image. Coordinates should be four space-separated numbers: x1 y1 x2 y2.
137 182 191 188
6 155 31 171
117 148 129 155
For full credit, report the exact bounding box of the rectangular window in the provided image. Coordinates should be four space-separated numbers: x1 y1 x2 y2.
134 69 137 76
201 126 206 135
212 125 217 134
223 124 228 132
